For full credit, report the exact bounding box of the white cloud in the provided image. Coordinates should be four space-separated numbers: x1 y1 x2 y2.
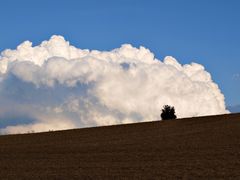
0 35 229 134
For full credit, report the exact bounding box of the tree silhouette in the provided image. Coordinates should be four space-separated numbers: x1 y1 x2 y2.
161 105 177 120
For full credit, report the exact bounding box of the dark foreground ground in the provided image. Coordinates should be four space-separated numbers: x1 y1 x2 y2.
1 114 240 179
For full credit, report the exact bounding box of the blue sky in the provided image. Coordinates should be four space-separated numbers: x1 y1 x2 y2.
0 0 239 106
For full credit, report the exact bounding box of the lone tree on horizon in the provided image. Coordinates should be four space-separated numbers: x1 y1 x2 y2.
161 105 177 120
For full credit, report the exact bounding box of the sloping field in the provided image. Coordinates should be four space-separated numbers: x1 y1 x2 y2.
1 114 240 179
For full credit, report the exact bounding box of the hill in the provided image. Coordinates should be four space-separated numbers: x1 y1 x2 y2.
1 113 240 179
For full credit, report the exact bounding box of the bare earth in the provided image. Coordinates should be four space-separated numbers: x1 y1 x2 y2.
1 113 240 179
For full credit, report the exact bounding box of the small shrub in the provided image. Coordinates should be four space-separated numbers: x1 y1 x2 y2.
161 105 177 120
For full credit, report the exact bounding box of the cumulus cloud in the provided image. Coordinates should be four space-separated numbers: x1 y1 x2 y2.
0 35 228 134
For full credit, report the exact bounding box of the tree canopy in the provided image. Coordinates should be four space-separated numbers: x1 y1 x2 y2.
161 105 177 120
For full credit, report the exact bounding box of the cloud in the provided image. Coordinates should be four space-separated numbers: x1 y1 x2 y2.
0 35 228 134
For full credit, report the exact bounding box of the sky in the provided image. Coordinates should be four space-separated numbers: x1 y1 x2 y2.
0 0 239 106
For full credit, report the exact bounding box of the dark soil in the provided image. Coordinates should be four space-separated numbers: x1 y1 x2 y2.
1 113 240 179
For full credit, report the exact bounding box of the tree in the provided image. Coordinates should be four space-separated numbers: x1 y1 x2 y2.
161 105 177 120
